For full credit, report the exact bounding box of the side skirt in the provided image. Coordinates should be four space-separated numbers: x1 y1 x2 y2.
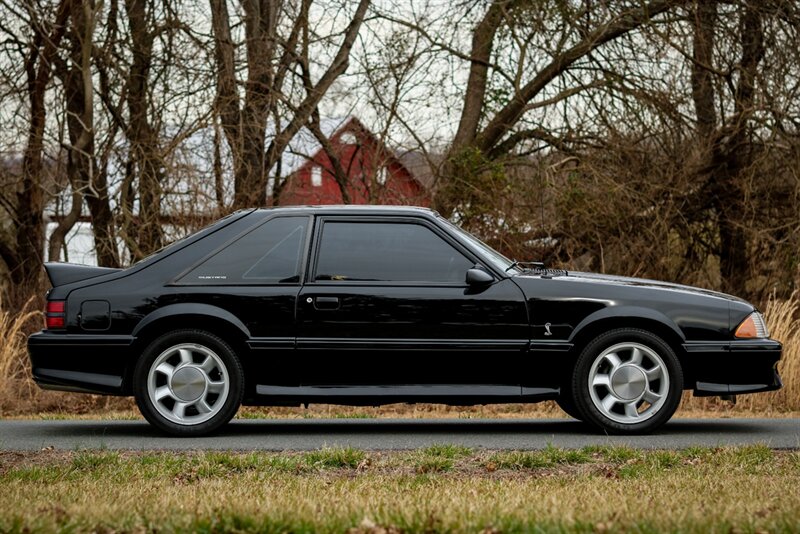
252 384 559 406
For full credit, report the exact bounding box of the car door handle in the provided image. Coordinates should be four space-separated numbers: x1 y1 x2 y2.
313 296 340 310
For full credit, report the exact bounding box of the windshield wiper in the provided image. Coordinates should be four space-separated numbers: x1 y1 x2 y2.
506 261 545 273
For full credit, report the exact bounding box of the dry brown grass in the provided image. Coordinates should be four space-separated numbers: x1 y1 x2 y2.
1 446 798 532
1 293 799 418
0 297 40 407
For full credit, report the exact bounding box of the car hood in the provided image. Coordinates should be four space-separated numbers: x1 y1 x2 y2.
513 270 749 304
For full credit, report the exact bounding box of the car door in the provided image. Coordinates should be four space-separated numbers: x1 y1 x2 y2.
293 215 529 395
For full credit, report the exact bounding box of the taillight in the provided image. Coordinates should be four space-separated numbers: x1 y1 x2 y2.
46 300 66 329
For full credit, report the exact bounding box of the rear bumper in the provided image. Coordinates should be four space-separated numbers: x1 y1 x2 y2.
684 339 783 396
27 331 135 395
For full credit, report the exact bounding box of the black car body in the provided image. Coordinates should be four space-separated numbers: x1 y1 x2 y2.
28 206 782 435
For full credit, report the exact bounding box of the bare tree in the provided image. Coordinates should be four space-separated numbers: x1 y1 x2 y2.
1 0 799 305
50 0 120 267
447 1 689 162
689 1 764 295
123 0 165 258
377 0 799 299
2 0 71 293
209 0 370 209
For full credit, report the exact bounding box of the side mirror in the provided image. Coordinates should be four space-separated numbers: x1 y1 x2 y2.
466 268 494 286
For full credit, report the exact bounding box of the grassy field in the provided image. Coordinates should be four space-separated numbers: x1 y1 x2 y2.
0 445 798 533
1 292 799 417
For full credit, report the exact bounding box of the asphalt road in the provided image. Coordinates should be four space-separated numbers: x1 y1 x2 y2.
0 418 798 451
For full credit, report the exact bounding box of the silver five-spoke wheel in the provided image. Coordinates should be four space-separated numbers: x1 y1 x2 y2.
587 342 669 424
147 343 230 425
135 330 243 436
569 329 682 433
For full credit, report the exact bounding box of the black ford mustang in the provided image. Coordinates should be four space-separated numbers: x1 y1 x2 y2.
28 206 782 436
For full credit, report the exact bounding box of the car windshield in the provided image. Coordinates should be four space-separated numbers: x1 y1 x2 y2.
437 216 519 273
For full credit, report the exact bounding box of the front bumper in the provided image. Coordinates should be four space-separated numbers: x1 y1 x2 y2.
683 339 783 396
27 331 135 395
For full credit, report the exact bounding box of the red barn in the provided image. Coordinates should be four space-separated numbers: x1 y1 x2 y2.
274 117 429 206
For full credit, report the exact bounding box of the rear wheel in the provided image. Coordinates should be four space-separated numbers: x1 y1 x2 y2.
134 329 243 436
572 328 682 434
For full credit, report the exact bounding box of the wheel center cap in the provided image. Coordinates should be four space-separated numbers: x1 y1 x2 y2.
170 366 206 402
610 365 647 400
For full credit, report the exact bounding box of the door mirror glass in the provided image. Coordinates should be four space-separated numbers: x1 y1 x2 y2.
466 268 493 286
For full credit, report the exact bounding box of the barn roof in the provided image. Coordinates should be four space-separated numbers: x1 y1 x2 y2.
397 150 441 190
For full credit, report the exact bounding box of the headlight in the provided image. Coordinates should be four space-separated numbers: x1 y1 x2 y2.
734 312 769 339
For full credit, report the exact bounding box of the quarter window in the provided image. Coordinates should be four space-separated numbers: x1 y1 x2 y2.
180 217 307 284
314 221 473 283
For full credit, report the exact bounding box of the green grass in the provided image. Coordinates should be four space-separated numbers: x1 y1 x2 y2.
582 444 641 463
419 443 473 458
487 444 591 470
411 443 473 473
304 446 366 469
1 445 798 533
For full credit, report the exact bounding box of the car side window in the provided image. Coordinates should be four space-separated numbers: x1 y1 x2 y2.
179 216 308 284
314 221 473 283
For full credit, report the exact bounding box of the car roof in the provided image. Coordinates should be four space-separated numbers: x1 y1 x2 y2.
255 205 439 217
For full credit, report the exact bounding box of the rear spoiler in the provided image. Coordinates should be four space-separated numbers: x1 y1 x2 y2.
44 262 122 287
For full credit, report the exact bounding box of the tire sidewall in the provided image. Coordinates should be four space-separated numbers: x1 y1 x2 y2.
133 329 243 436
572 328 683 434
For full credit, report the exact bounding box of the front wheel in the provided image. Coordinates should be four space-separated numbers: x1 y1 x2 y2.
133 329 244 436
571 328 683 434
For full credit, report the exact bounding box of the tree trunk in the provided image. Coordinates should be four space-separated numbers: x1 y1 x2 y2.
60 0 120 267
213 117 226 212
210 0 369 209
474 0 683 155
691 1 763 296
13 0 72 291
715 2 764 296
125 0 163 260
691 0 717 139
48 189 82 262
231 0 279 208
451 1 506 150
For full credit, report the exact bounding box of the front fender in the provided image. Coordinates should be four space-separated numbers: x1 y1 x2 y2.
569 305 686 344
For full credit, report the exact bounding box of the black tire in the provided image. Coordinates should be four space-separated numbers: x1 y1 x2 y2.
556 387 584 421
133 329 244 436
571 328 683 434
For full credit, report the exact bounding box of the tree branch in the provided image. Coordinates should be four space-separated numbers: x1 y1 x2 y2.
476 0 687 154
264 0 370 176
